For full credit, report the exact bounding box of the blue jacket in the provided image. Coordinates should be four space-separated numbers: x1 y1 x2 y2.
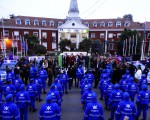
104 82 113 97
61 73 68 83
127 82 138 96
3 84 16 97
53 82 63 97
34 78 42 92
98 77 108 90
115 100 136 120
76 67 84 79
29 66 37 78
39 102 61 120
38 68 48 81
86 72 94 84
26 83 37 97
16 90 30 110
84 101 104 120
6 71 15 81
13 79 23 92
119 78 128 92
0 101 20 120
0 80 3 93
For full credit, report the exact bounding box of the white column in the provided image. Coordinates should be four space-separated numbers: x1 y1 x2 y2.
67 32 70 40
39 29 41 45
58 32 61 51
76 32 79 49
105 30 108 53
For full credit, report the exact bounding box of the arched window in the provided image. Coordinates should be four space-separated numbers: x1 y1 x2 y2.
25 19 30 25
84 21 89 27
116 21 121 27
58 21 63 26
49 20 54 26
33 19 39 26
124 20 130 27
15 18 21 25
100 21 105 27
108 21 113 27
42 20 47 26
93 21 98 27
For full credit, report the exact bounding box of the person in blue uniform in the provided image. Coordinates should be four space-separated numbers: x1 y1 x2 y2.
6 69 15 82
126 77 138 102
119 75 128 92
47 84 61 107
86 70 95 85
34 74 43 102
108 84 123 120
61 71 68 94
115 92 136 120
98 74 108 100
80 78 91 95
38 66 48 94
13 74 23 92
29 64 37 79
16 84 30 120
26 78 37 112
0 77 4 101
84 94 104 120
39 94 61 120
81 84 96 110
0 94 20 120
76 65 84 87
136 84 150 120
138 74 148 91
104 78 113 110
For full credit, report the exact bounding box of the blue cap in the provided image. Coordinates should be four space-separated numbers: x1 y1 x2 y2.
130 77 134 82
46 94 52 102
92 93 97 101
142 84 148 90
126 70 130 74
5 94 13 101
114 84 120 89
123 92 130 100
20 84 25 90
87 84 92 90
142 74 146 78
30 78 34 82
54 78 58 82
50 84 55 90
15 74 20 78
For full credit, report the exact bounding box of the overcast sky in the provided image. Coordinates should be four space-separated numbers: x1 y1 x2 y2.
0 0 149 22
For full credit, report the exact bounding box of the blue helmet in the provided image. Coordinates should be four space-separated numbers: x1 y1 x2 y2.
15 74 20 78
122 75 126 79
92 93 97 101
123 92 130 100
141 74 146 78
142 84 148 90
54 78 58 83
130 77 134 82
50 84 56 90
30 78 34 82
5 94 13 102
126 70 130 74
46 94 53 103
114 84 120 89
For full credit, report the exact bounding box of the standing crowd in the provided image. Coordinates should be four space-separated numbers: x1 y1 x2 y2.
0 53 149 120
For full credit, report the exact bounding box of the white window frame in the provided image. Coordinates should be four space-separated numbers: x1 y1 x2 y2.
33 32 38 37
100 21 105 27
58 21 63 26
100 33 105 38
93 22 98 27
42 32 47 39
34 19 39 26
108 33 113 38
25 19 30 25
42 42 47 49
91 33 95 38
85 22 89 27
4 30 9 36
116 21 121 27
109 43 114 50
117 33 121 38
15 18 21 25
52 32 56 43
14 31 19 36
49 20 54 26
42 20 47 26
108 21 113 27
124 21 130 27
24 31 29 35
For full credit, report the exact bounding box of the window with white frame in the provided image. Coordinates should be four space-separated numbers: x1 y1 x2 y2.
25 19 30 25
42 42 47 49
4 30 9 36
14 31 19 36
42 20 47 26
33 32 38 37
100 33 105 38
58 21 63 26
108 21 113 27
24 31 29 35
85 22 89 27
42 32 47 39
100 21 105 27
91 33 95 38
34 19 39 26
52 32 56 43
116 21 121 27
109 43 114 50
15 18 21 25
93 21 98 27
108 33 113 38
117 33 121 38
124 21 130 27
49 20 54 26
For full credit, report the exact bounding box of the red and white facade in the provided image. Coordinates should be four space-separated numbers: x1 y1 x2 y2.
0 0 150 55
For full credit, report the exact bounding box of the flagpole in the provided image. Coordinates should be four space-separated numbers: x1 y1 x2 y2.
2 18 6 58
20 35 22 58
135 34 137 54
12 32 14 59
128 37 131 56
125 39 127 56
132 35 134 55
23 37 25 57
25 39 28 56
1 32 3 53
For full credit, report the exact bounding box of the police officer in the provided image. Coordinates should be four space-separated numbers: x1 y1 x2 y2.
6 68 15 81
115 92 136 120
136 84 150 120
138 74 148 91
86 70 95 85
39 66 48 94
13 74 23 92
0 94 20 120
80 78 91 95
0 76 4 101
119 75 128 92
81 84 96 110
47 84 61 107
84 94 104 120
29 64 37 79
61 71 68 94
26 78 37 112
39 94 61 120
109 84 123 120
16 84 30 120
